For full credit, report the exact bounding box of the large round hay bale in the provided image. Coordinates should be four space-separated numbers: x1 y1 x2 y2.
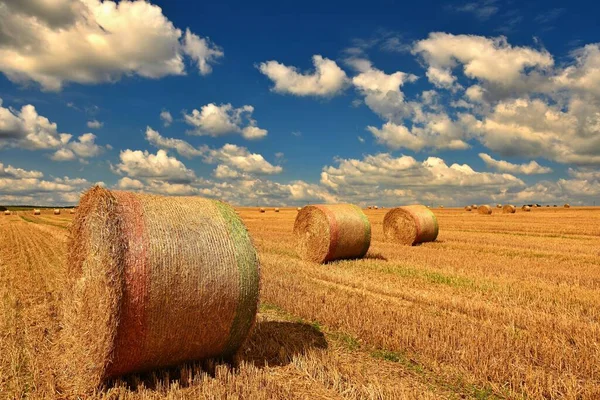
54 209 61 215
259 207 265 213
522 205 531 212
478 205 492 215
33 209 41 215
294 204 370 263
383 205 438 246
564 203 570 208
464 205 472 211
60 187 260 393
502 205 516 214
4 210 10 216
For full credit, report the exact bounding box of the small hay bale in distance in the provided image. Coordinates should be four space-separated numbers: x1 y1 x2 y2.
502 204 516 214
297 207 301 211
69 209 76 214
564 203 571 208
383 205 439 246
259 207 266 213
374 205 379 210
274 208 280 213
471 204 478 210
4 210 10 216
522 205 531 212
60 187 260 393
496 204 502 208
294 204 371 263
367 206 372 210
33 209 41 215
439 205 444 209
478 205 492 215
53 208 61 215
464 205 472 211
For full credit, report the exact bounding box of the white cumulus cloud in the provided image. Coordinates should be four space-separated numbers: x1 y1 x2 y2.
184 103 267 140
258 55 349 97
479 153 553 175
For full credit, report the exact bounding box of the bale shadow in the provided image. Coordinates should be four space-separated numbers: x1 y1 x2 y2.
364 251 387 261
106 320 327 392
240 320 328 367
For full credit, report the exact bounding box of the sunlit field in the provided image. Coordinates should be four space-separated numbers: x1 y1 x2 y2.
1 207 599 399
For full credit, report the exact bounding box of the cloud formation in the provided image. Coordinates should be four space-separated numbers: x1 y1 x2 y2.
479 153 552 174
258 55 349 97
0 0 223 90
184 103 267 139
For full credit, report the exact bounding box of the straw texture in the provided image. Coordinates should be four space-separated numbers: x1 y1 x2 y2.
502 205 516 214
383 205 439 246
478 205 492 215
60 187 260 393
294 204 371 263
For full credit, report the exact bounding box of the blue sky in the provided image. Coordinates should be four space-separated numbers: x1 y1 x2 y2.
0 0 599 206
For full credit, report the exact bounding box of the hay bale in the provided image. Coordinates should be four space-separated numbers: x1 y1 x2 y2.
464 205 472 211
502 204 516 214
564 203 570 208
471 204 478 210
294 204 370 263
4 210 10 216
60 187 260 393
33 209 41 215
522 205 531 212
439 205 444 209
259 207 265 213
70 209 76 214
297 207 301 211
478 205 492 215
54 209 61 215
367 206 372 210
274 208 280 213
496 204 502 208
374 206 379 210
383 205 438 246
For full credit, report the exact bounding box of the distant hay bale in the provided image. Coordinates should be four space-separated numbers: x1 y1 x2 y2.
564 203 570 208
502 204 516 214
4 210 10 216
383 205 438 246
259 207 265 213
33 209 41 215
54 209 61 215
496 204 502 208
553 205 558 207
294 204 371 263
274 208 280 213
522 205 531 212
464 205 472 211
439 205 444 209
367 206 372 210
478 205 492 215
70 209 76 214
471 204 478 210
297 207 302 211
374 206 378 210
59 187 260 393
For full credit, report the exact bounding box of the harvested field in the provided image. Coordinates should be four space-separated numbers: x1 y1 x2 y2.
2 207 600 399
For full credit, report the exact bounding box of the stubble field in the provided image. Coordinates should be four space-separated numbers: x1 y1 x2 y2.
1 206 599 399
